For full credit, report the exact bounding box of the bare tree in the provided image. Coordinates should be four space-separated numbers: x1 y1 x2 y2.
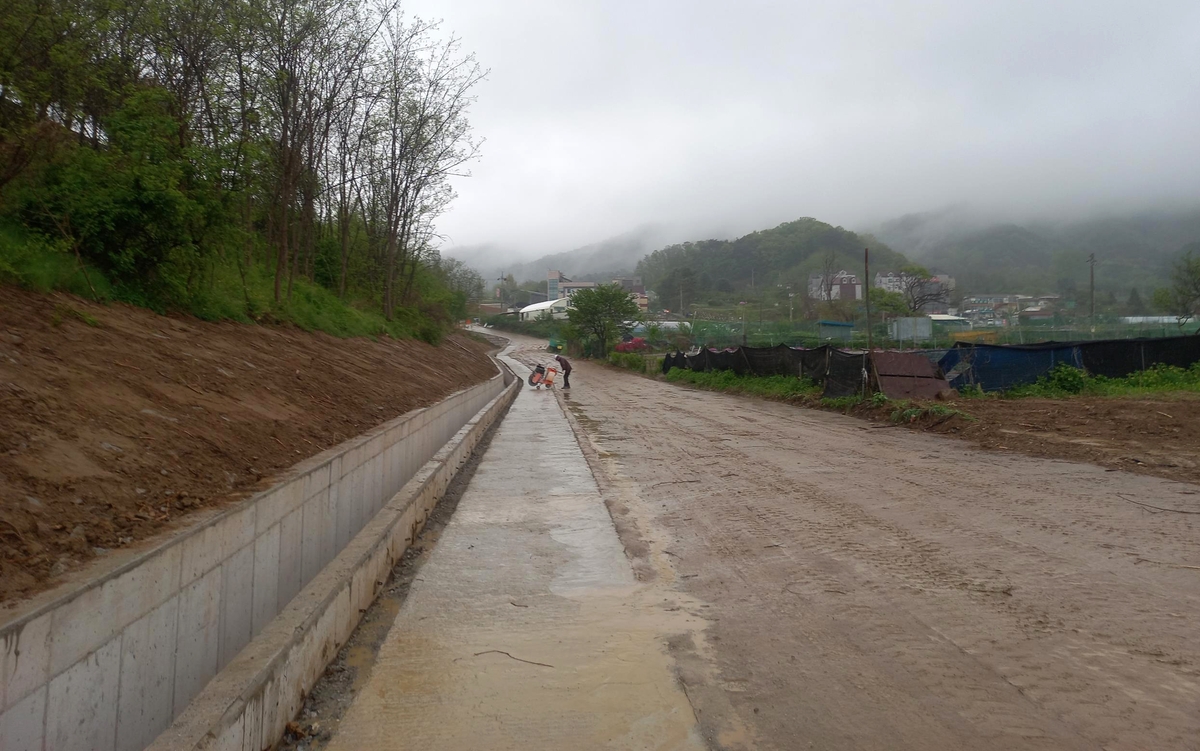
899 265 949 312
819 248 838 301
371 17 483 319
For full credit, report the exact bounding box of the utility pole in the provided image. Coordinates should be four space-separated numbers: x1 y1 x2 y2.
1088 253 1096 335
788 285 794 324
680 282 684 319
864 248 873 352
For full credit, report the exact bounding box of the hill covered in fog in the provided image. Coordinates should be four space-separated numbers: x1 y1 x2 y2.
445 225 671 284
872 208 1200 297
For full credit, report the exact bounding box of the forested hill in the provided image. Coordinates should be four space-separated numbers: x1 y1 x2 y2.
636 218 908 300
0 1 484 342
874 209 1200 296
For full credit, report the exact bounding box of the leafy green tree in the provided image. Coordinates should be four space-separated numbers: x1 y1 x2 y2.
869 289 910 317
0 0 484 335
17 89 208 300
567 283 641 357
657 265 698 313
1158 248 1200 324
1127 287 1146 315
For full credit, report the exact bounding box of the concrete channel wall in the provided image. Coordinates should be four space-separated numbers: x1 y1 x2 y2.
0 362 513 751
149 374 519 751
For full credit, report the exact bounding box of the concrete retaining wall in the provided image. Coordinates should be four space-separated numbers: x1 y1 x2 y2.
147 375 519 751
0 361 514 751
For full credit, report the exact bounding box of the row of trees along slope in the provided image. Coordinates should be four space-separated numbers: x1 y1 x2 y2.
636 218 911 315
0 0 486 340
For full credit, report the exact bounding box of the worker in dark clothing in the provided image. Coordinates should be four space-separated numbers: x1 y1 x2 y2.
555 354 572 389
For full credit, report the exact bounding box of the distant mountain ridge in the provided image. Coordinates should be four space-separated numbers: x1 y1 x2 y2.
872 208 1200 296
444 225 672 284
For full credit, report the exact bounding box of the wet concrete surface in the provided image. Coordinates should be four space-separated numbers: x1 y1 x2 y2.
323 345 707 750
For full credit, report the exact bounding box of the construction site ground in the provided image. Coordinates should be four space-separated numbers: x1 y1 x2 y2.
565 346 1200 749
832 390 1200 486
290 332 1200 750
0 288 498 604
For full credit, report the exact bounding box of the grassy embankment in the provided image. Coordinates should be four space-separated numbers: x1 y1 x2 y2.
0 221 454 341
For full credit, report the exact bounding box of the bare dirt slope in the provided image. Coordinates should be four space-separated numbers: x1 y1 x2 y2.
0 288 498 603
556 353 1200 750
925 394 1200 484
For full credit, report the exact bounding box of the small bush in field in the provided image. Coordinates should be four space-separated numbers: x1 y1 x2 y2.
607 352 647 372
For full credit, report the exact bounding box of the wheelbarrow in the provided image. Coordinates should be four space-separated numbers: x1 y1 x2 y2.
528 364 559 389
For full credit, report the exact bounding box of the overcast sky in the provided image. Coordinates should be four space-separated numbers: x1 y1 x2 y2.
405 0 1200 258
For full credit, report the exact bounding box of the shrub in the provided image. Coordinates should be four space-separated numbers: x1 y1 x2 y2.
1007 361 1200 398
667 369 822 400
819 395 862 410
607 352 647 372
889 403 973 423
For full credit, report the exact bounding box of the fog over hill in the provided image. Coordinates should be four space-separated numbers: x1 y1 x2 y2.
872 207 1200 296
408 0 1200 262
445 203 1200 304
444 225 677 284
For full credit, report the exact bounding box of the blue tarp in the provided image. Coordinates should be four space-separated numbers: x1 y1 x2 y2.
938 342 1082 392
939 335 1200 392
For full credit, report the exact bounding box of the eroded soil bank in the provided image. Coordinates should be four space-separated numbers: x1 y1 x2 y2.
0 288 497 603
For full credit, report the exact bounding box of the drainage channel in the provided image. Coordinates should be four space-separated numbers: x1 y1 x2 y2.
275 397 513 751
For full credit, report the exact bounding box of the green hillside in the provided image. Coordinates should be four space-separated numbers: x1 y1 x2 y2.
0 0 482 342
636 218 908 310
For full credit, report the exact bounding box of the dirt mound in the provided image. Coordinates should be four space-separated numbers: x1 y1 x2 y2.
926 395 1200 483
828 394 1200 486
0 288 498 604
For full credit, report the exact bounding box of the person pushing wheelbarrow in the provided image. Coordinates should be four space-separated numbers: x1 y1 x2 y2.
526 354 572 389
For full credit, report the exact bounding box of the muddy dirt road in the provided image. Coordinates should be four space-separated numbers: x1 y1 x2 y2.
535 346 1200 750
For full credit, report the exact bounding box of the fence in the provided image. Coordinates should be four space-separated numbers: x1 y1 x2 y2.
663 334 1200 397
664 345 949 399
938 335 1200 392
683 318 1200 351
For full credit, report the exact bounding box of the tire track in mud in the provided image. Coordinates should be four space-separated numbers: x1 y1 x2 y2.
563 361 1200 751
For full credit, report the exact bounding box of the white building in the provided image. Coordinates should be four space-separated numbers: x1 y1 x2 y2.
518 297 571 321
808 270 863 301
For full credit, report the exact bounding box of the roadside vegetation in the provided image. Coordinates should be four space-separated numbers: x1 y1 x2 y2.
607 352 648 373
485 316 567 341
665 369 822 400
0 0 486 342
1000 363 1200 399
661 368 975 427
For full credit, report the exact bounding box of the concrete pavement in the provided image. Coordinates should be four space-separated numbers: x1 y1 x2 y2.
323 346 705 750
